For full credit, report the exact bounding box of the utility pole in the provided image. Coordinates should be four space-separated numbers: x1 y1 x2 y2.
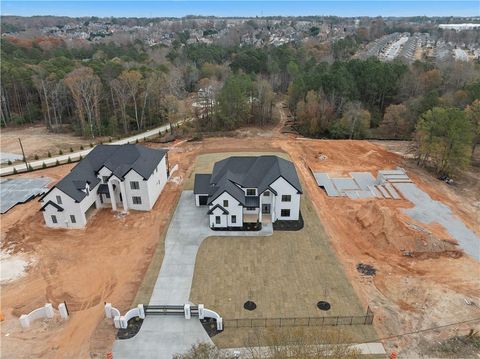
18 138 28 169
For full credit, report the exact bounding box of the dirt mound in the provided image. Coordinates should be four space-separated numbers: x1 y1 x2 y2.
355 201 460 258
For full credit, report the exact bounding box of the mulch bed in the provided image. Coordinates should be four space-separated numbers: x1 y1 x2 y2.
244 301 257 311
201 318 221 337
317 301 331 311
211 222 262 231
116 317 144 340
272 211 304 231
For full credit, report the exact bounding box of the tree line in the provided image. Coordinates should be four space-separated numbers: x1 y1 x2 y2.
1 35 479 175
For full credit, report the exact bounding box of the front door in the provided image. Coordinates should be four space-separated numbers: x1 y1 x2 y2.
262 204 271 214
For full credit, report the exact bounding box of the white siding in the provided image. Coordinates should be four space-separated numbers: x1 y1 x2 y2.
145 156 168 210
209 207 228 228
270 177 301 221
124 170 150 211
209 192 243 227
41 188 88 228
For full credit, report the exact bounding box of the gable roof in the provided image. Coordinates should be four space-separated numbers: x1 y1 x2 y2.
40 200 64 212
206 156 302 205
206 204 229 215
44 144 167 203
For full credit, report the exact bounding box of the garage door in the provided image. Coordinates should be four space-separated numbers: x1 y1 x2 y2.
199 195 208 205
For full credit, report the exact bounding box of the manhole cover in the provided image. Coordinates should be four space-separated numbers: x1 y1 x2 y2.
317 301 331 311
244 301 257 311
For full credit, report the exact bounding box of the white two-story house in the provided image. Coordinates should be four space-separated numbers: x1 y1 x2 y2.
39 144 168 228
194 155 302 229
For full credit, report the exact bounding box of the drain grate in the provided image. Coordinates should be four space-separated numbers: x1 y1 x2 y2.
317 301 331 311
244 301 257 311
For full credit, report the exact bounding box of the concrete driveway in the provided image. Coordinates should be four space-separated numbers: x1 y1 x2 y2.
113 190 272 358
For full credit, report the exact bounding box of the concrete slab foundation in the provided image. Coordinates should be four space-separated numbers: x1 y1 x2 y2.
0 177 51 213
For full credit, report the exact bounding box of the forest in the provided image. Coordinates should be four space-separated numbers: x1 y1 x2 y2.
1 34 479 175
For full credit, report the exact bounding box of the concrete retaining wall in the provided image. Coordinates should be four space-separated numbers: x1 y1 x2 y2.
19 303 69 329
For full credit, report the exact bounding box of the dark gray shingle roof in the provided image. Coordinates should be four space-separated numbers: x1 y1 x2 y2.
203 155 302 205
51 144 167 202
193 174 212 194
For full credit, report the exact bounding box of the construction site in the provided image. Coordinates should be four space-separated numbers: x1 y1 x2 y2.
1 109 479 358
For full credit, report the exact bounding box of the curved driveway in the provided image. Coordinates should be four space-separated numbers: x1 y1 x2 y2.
113 190 272 358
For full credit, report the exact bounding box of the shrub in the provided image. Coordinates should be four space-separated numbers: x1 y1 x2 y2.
28 165 33 171
47 151 52 158
58 149 63 155
13 168 17 174
90 143 94 148
80 145 84 150
136 138 139 143
109 137 112 142
67 157 71 163
34 154 39 160
55 159 60 166
42 162 47 169
70 147 74 153
7 160 12 165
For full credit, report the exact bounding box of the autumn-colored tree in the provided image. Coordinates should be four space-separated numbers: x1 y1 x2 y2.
379 103 410 139
339 101 371 139
64 67 102 137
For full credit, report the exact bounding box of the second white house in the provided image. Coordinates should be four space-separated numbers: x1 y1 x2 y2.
40 144 169 228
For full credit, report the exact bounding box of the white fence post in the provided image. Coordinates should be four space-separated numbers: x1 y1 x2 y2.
184 304 191 319
105 303 113 319
19 315 30 329
45 303 54 319
198 304 205 320
58 303 69 320
138 304 145 319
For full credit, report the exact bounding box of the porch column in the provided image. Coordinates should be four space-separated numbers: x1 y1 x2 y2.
108 181 117 211
120 182 128 213
258 197 262 223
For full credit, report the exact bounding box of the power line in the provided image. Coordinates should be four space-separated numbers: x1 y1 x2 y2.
364 317 480 343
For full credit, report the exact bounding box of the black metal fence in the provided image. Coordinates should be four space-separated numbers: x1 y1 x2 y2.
224 307 374 329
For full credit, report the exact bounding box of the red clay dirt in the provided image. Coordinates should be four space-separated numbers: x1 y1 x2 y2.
1 125 479 358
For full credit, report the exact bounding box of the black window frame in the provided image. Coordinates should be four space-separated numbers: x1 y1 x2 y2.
281 194 292 202
215 216 221 224
281 209 291 217
263 191 270 196
51 215 57 224
231 215 236 223
56 195 62 205
70 215 76 224
246 188 256 196
130 181 140 190
132 196 142 205
223 199 229 208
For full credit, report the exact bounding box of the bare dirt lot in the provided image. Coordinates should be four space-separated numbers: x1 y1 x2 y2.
1 123 479 358
0 124 107 162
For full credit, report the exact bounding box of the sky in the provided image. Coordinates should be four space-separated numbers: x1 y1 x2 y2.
1 1 479 18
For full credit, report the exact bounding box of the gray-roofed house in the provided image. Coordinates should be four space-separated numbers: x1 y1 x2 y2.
194 155 302 229
39 144 168 228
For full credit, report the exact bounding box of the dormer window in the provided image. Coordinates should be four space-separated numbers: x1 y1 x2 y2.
264 191 270 196
246 188 256 196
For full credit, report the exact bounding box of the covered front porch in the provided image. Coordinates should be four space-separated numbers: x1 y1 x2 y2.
243 203 272 224
97 179 128 212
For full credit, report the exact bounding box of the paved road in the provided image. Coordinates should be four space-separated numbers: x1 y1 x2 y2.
113 191 272 359
0 120 188 177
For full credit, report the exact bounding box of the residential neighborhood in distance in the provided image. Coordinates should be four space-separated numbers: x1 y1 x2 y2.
1 1 479 359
